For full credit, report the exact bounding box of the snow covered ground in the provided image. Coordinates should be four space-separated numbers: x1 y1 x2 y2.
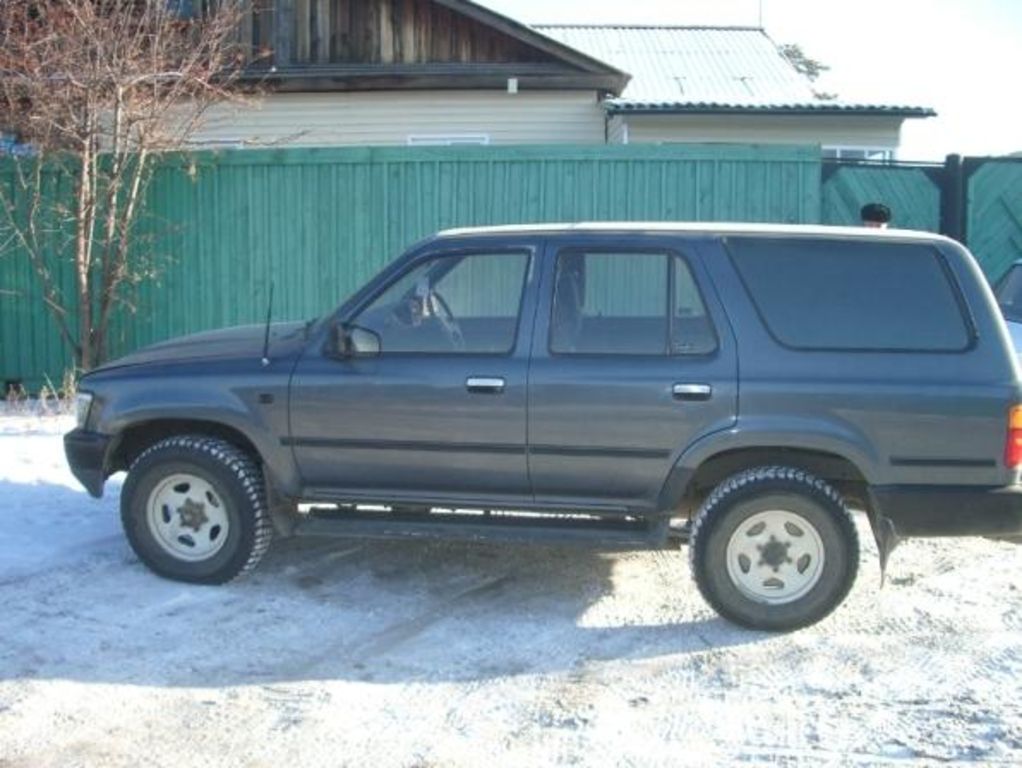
1 413 1021 767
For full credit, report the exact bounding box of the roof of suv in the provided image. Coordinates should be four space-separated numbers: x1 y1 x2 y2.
437 222 953 244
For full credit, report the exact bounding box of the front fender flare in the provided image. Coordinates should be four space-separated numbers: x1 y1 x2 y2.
100 401 301 498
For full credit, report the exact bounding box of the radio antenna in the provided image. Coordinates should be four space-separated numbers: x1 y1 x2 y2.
261 282 274 367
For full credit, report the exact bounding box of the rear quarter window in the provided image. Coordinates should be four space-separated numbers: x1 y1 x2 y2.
727 238 972 352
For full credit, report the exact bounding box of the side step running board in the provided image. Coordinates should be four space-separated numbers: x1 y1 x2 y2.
293 508 674 549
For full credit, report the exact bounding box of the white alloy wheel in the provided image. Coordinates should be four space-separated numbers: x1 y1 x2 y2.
145 472 231 561
725 508 826 605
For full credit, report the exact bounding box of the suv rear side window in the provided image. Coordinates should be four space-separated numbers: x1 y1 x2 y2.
550 250 717 355
728 238 971 352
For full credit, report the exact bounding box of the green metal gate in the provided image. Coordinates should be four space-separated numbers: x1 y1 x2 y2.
966 159 1022 281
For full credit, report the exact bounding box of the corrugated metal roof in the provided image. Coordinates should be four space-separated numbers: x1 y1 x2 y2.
534 25 934 117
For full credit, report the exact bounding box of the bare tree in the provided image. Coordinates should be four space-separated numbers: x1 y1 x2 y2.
0 0 254 371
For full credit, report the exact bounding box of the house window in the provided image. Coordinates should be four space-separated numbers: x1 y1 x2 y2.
184 138 245 149
822 146 895 162
406 134 491 147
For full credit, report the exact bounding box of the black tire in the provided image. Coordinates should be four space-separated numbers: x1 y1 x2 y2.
689 466 859 631
120 435 273 584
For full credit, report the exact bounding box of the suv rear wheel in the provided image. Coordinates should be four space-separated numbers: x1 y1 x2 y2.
690 466 859 631
121 435 273 584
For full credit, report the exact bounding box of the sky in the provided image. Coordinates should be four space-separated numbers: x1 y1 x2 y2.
477 0 1022 161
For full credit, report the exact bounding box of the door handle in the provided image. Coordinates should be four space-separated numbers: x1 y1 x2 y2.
672 383 713 401
466 376 506 394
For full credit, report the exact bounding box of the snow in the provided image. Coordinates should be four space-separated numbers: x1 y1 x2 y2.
1 414 1021 766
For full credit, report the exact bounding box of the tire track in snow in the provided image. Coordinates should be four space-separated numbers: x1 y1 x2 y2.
277 572 514 678
0 534 125 588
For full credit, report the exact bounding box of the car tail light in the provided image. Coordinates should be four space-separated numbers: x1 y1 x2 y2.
1006 406 1022 468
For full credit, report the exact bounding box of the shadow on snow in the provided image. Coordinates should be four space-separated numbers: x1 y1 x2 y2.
0 478 770 688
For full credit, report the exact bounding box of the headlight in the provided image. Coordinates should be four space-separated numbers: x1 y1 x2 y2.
75 392 93 428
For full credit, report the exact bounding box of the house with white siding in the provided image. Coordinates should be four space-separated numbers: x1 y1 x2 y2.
537 25 933 160
192 0 933 155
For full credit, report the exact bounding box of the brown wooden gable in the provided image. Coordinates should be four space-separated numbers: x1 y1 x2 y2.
241 0 629 94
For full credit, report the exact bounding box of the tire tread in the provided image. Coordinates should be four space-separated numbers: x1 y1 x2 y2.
124 435 273 583
689 465 859 630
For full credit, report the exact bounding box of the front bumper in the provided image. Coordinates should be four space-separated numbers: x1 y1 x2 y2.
872 485 1022 539
64 428 112 498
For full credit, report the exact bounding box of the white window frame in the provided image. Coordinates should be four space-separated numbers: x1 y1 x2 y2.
406 133 491 147
183 138 245 149
822 146 895 162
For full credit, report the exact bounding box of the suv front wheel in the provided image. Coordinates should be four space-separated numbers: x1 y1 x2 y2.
121 435 274 584
690 466 860 631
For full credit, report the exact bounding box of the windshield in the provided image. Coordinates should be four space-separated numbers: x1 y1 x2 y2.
995 264 1022 322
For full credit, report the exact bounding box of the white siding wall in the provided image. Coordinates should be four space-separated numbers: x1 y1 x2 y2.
189 93 906 152
609 114 904 151
190 90 606 148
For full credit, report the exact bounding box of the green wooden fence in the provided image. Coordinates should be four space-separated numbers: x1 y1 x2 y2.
1 143 822 389
820 163 941 232
4 144 1020 391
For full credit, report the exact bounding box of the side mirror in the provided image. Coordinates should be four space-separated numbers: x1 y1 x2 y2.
331 322 381 358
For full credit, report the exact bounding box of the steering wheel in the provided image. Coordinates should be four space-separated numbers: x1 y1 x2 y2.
428 290 465 351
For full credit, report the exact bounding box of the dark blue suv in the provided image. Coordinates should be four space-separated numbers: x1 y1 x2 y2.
64 224 1022 630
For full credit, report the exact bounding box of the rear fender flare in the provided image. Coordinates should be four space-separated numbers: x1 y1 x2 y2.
657 417 882 512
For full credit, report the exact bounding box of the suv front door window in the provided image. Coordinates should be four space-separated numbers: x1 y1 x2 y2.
355 251 529 354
